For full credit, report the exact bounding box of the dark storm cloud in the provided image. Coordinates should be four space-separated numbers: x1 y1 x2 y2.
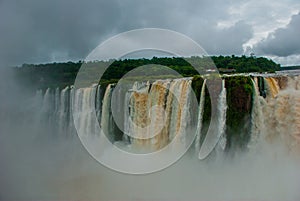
254 13 300 57
0 0 254 66
0 0 122 66
116 0 254 55
190 21 253 55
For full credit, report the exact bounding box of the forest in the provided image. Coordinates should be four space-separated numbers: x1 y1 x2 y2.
14 55 280 89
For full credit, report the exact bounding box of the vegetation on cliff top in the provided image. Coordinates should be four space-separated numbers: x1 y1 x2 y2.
14 55 280 89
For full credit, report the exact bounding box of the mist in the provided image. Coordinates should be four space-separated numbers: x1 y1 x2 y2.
0 68 300 201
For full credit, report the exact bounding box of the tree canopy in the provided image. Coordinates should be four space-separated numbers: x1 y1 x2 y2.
14 55 280 90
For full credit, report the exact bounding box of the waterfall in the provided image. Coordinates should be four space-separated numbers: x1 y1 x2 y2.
198 78 227 159
251 75 300 153
195 79 206 152
95 85 102 122
32 78 191 153
74 87 89 136
249 77 265 148
124 78 192 151
100 84 114 141
34 74 300 156
165 78 192 146
69 86 75 135
58 86 69 134
265 77 280 98
36 77 230 155
9 71 300 201
216 79 227 151
124 81 152 145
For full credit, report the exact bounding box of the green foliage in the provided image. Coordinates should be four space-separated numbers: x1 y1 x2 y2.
212 55 280 73
225 76 253 150
14 56 280 90
191 76 204 101
280 65 300 71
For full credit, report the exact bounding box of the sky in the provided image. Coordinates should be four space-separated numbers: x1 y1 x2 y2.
0 0 299 66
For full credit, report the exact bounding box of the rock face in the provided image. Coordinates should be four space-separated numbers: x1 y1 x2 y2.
224 76 253 150
226 79 252 113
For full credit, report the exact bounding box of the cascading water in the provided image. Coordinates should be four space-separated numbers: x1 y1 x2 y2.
58 86 69 134
123 78 193 151
36 78 194 151
264 77 280 98
73 86 97 136
5 72 300 201
216 79 227 151
195 79 206 152
35 74 300 155
262 75 300 152
249 77 265 149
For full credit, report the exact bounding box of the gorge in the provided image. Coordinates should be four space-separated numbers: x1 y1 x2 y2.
1 0 300 198
1 67 300 200
34 73 300 156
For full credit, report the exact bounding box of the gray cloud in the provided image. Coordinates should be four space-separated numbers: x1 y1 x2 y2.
190 20 253 55
254 13 300 57
0 0 255 66
0 0 122 66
